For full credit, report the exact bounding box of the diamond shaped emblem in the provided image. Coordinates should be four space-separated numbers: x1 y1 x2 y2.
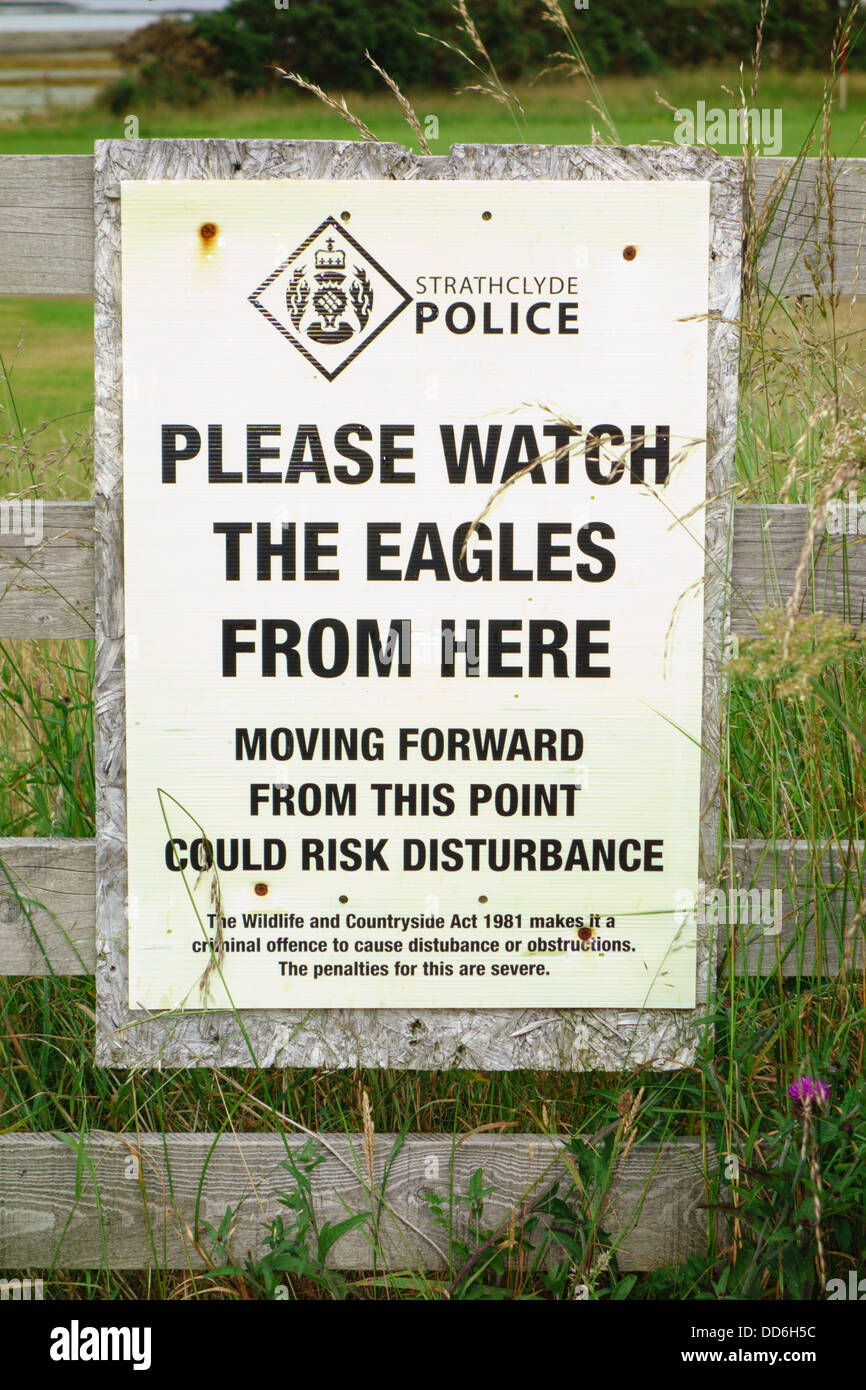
249 216 412 381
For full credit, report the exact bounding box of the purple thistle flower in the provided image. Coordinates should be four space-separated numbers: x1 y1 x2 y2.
788 1075 830 1107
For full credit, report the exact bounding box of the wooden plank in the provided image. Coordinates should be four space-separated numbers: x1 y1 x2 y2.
0 501 93 638
1 837 861 981
0 1131 712 1273
89 138 738 1073
0 155 95 295
0 501 861 641
3 153 866 297
723 839 865 978
731 504 866 635
0 837 95 975
755 157 866 296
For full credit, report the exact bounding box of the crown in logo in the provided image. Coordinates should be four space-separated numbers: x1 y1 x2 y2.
314 238 346 276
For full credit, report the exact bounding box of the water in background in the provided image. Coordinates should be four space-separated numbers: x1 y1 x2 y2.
0 0 231 116
0 0 228 34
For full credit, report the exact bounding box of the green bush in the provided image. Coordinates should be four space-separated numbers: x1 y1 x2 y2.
107 18 223 109
111 1 862 108
193 0 554 95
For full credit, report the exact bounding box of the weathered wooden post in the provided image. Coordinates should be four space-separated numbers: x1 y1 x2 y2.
94 140 741 1071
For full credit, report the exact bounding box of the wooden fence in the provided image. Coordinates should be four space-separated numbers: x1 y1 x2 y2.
0 150 864 1280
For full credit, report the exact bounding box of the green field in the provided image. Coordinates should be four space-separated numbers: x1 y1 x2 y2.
0 67 865 156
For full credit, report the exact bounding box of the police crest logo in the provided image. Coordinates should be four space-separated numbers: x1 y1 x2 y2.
249 216 412 379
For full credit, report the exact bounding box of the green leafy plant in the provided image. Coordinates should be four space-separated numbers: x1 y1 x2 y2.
205 1140 370 1299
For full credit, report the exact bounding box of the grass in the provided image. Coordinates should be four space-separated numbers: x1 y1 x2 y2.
0 54 120 73
0 19 865 1299
0 296 92 493
0 67 865 156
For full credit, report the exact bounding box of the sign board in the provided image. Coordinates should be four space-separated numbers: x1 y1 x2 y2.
95 141 741 1069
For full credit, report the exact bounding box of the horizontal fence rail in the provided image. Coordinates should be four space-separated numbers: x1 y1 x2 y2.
0 501 93 638
0 836 862 980
0 153 863 296
0 1131 712 1272
0 502 863 640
